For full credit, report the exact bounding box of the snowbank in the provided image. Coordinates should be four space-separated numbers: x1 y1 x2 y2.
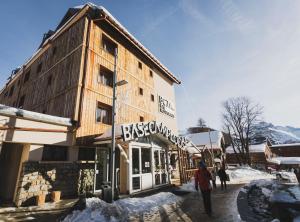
227 166 275 184
63 192 181 222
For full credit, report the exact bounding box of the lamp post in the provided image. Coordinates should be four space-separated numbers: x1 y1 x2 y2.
111 48 128 202
208 128 215 168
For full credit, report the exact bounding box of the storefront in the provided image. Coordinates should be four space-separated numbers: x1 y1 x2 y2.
94 121 193 195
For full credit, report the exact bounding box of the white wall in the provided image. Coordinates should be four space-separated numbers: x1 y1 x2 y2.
153 70 178 133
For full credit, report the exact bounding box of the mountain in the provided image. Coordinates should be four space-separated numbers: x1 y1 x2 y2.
253 122 300 145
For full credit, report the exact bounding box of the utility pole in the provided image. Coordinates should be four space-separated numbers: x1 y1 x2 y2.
110 47 118 202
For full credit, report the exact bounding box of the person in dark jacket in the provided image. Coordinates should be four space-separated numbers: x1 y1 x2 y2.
195 161 212 216
218 166 227 190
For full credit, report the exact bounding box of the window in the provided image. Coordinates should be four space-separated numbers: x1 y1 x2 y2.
138 61 142 69
42 145 68 161
96 102 112 125
139 87 143 95
18 95 25 108
9 85 14 97
37 62 43 74
24 70 30 83
102 35 117 56
97 66 113 87
149 70 153 77
52 46 57 56
140 116 144 122
78 148 95 161
151 94 155 102
47 75 52 86
4 91 8 97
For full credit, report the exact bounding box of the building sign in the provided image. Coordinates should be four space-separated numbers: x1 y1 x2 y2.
158 96 175 118
121 121 189 148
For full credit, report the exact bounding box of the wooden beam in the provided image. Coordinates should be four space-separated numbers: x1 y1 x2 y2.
0 126 69 133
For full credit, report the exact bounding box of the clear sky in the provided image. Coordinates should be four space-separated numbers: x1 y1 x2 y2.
1 0 300 131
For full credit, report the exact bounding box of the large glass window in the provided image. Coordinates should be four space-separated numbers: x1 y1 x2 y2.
42 145 68 161
141 148 151 173
132 148 140 174
78 148 95 161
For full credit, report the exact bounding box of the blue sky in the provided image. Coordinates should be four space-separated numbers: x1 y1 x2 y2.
1 0 300 130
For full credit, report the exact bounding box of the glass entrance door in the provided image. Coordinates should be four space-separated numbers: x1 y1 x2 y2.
130 146 153 193
131 147 141 192
153 149 168 186
94 148 109 192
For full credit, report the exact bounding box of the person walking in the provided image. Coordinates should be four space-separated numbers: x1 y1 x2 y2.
195 161 213 216
211 168 217 189
218 166 227 190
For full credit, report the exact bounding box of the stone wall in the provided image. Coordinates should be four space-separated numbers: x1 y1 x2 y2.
15 161 94 206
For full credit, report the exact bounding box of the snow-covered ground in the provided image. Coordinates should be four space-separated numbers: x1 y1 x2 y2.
239 176 300 221
63 192 181 222
227 166 275 184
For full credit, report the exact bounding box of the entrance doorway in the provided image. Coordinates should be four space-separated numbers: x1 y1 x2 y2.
130 145 152 193
0 143 28 202
94 148 109 192
129 142 169 193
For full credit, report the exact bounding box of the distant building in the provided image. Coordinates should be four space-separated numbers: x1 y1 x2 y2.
186 130 228 167
225 143 267 169
265 140 300 169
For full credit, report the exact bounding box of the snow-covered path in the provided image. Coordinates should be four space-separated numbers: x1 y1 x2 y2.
145 184 244 222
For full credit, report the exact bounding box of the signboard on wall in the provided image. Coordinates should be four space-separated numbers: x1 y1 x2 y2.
158 96 175 118
121 121 189 149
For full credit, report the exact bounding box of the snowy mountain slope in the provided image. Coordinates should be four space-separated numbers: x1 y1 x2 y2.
253 122 300 144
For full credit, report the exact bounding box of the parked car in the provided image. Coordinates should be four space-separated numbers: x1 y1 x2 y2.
273 171 299 184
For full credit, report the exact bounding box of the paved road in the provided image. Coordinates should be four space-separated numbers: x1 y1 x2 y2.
140 184 245 222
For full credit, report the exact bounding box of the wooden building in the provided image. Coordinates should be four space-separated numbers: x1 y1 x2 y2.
225 143 268 169
265 141 300 169
0 3 192 206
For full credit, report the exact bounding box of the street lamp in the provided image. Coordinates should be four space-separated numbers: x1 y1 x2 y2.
111 48 127 202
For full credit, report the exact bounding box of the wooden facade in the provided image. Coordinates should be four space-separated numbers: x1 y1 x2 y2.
0 4 179 145
0 3 185 201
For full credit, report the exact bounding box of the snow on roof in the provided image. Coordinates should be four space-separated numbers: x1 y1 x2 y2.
186 131 223 148
226 143 266 154
1 2 180 93
0 104 74 127
268 157 300 165
270 143 300 148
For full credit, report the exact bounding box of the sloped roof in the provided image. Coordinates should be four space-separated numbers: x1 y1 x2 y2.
186 131 223 148
226 143 266 154
1 2 181 92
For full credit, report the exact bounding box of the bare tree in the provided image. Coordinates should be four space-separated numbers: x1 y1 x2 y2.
187 118 211 134
222 97 263 165
197 118 207 127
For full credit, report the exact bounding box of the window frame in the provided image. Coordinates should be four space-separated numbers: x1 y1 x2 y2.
102 35 117 56
139 87 143 96
24 70 31 83
97 65 113 88
96 101 112 125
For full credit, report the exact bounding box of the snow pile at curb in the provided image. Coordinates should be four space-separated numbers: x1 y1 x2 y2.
63 192 180 222
228 166 275 184
63 198 123 222
117 192 179 215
